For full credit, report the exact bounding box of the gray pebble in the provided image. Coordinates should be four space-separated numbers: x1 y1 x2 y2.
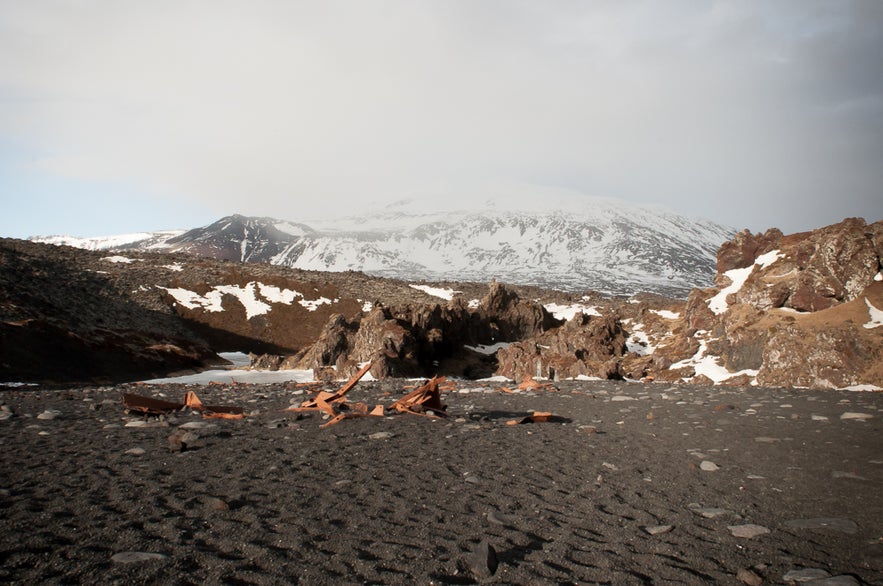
728 524 770 538
111 551 168 563
785 518 858 534
782 568 831 582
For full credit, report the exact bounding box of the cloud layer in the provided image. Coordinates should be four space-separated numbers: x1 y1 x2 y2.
1 0 881 235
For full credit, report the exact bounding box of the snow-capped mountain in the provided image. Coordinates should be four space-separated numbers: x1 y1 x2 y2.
32 198 735 297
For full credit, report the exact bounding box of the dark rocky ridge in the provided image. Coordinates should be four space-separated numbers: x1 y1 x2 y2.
4 216 882 389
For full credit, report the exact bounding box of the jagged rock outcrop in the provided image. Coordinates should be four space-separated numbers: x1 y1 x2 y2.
495 313 626 381
292 283 560 380
649 218 883 389
719 218 882 312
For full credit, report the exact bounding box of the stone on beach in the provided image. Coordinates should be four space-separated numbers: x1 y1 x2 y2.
111 551 169 563
782 568 831 582
784 518 858 534
728 524 770 538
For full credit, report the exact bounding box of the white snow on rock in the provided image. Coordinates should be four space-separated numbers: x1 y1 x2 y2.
143 368 316 385
874 272 882 282
163 263 184 272
159 282 337 319
464 342 511 355
649 309 680 319
257 283 300 304
626 323 654 356
863 298 883 329
670 332 759 384
543 302 601 321
468 299 481 309
707 250 784 315
102 255 138 264
214 284 271 319
840 383 882 392
409 284 461 300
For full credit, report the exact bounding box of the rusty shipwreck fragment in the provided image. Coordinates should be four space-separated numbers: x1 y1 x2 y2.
389 376 448 417
518 374 555 391
122 391 244 419
285 362 384 427
505 411 564 425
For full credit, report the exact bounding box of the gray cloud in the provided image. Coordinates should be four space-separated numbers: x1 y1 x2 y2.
1 0 880 235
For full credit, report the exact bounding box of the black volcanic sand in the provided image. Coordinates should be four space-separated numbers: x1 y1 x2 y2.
1 380 881 585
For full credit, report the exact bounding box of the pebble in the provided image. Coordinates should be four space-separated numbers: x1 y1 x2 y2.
811 415 829 421
125 447 146 456
205 497 230 511
643 525 673 535
809 577 861 586
689 505 734 519
111 551 168 563
728 524 770 538
368 431 394 440
487 511 517 527
36 409 62 420
700 461 720 471
737 567 763 586
611 396 635 402
179 421 217 429
831 471 865 480
467 539 498 579
782 568 831 582
124 420 168 428
840 412 873 421
784 518 858 534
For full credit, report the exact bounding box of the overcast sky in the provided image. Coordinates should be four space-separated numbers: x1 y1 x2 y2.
1 0 881 239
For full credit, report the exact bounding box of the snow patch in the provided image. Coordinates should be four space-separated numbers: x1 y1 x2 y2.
875 272 882 282
669 332 758 384
160 282 337 319
143 368 316 385
102 255 138 264
626 323 654 356
649 309 680 319
465 342 511 355
478 375 511 383
409 284 460 300
544 302 600 321
219 351 251 368
163 263 184 272
468 299 481 309
569 374 604 381
257 283 300 304
360 300 374 312
214 284 271 319
707 250 783 315
863 298 883 329
840 383 882 392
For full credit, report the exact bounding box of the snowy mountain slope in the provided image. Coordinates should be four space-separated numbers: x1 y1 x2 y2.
271 200 734 296
31 199 735 297
33 230 184 251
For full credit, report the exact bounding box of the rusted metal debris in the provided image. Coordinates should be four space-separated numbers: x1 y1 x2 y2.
500 374 556 394
286 362 384 427
389 376 448 417
518 374 556 391
286 367 450 427
505 411 563 425
122 391 244 419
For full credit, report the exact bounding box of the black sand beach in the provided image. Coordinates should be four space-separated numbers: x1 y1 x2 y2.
1 380 881 584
